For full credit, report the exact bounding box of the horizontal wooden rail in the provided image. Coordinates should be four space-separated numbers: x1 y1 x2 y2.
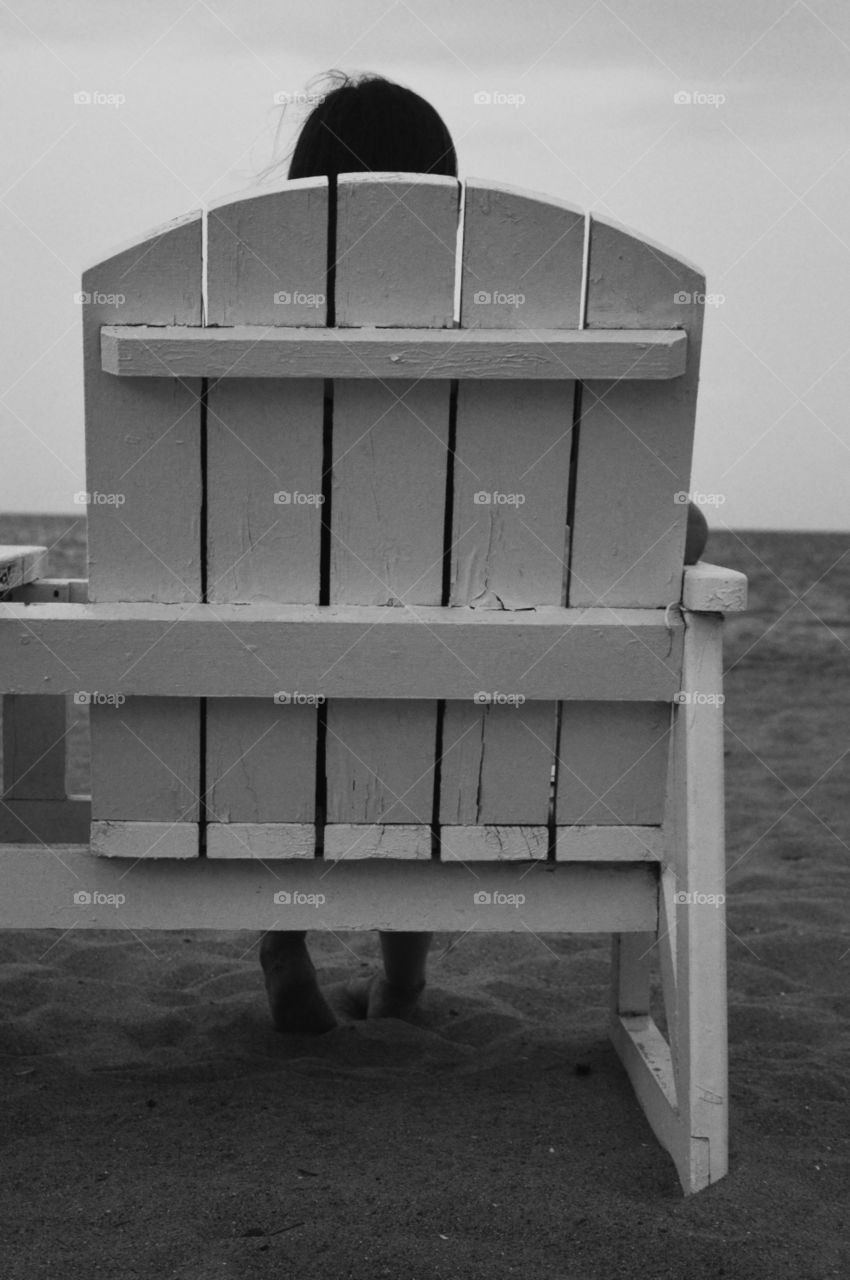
0 845 658 931
101 325 688 381
0 602 683 699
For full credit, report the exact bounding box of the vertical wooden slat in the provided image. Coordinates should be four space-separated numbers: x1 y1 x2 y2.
570 215 705 608
204 179 328 858
440 181 583 861
335 172 458 328
555 701 670 836
557 217 702 863
325 173 459 861
84 212 203 858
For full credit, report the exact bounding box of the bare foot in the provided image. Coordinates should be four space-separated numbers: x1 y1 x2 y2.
345 973 425 1021
261 952 338 1034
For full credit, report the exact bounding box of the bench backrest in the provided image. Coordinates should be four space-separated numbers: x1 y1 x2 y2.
80 175 705 857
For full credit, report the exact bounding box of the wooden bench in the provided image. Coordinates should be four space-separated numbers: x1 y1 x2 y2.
0 173 746 1193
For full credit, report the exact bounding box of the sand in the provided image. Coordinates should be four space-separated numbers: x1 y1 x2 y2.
0 521 848 1279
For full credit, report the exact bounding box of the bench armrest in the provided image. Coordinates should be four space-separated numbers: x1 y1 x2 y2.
682 562 747 613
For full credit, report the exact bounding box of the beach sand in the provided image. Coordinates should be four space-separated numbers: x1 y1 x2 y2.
0 521 848 1279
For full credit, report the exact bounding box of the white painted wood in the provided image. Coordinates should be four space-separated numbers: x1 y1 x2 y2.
325 700 435 843
101 326 687 380
91 821 197 859
0 546 46 593
571 215 705 607
323 824 432 861
461 180 584 329
0 845 658 932
89 696 199 822
556 702 670 825
553 826 663 861
0 603 685 700
207 177 328 326
682 562 748 613
444 181 582 848
206 823 315 859
439 701 553 858
0 797 89 844
205 697 315 821
327 177 459 854
205 183 329 850
83 211 203 859
449 380 574 608
609 1014 681 1141
2 693 67 799
440 825 548 862
659 609 729 1187
205 381 325 604
335 173 459 326
329 379 449 605
83 210 203 602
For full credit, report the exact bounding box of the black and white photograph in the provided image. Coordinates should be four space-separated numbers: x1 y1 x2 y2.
0 2 847 1276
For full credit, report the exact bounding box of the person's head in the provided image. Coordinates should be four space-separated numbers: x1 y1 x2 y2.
276 71 457 181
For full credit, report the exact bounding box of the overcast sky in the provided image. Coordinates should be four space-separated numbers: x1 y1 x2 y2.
1 0 848 528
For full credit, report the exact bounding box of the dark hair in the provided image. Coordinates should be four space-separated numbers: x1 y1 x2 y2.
268 70 457 181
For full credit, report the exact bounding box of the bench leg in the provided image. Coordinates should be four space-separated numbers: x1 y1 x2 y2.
609 611 728 1193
